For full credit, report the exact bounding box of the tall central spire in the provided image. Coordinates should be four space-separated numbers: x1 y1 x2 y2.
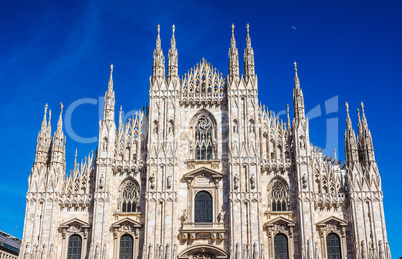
293 62 305 121
228 24 239 84
103 64 115 123
152 24 165 81
167 24 179 84
243 23 255 83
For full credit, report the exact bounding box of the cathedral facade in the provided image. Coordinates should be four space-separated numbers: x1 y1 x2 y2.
20 24 391 259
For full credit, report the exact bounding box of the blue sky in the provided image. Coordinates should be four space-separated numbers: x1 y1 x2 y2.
1 0 401 255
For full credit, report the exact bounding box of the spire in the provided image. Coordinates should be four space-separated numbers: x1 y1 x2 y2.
294 61 300 89
287 104 291 128
292 62 305 121
345 101 352 130
228 24 239 84
344 102 359 165
167 24 179 83
57 103 63 132
103 64 115 123
243 23 255 83
74 149 78 171
152 24 165 81
34 104 52 165
357 102 376 166
50 103 66 166
108 64 113 92
246 23 251 48
41 103 48 131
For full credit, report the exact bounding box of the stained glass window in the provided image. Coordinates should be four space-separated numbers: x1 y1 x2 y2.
121 180 139 212
67 234 82 259
271 180 288 211
274 233 289 259
327 233 341 259
119 234 133 259
194 191 213 222
195 117 213 160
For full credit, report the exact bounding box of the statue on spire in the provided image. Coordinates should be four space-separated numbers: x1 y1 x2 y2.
228 23 239 84
243 23 255 83
167 24 178 83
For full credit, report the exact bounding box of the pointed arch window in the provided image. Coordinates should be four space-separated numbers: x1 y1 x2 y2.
119 234 134 259
194 191 213 222
195 116 213 160
67 234 82 259
326 233 341 259
270 180 288 211
274 233 289 259
121 180 140 212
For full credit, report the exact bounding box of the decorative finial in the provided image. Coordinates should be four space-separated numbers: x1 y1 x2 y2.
44 103 48 114
157 24 160 38
246 23 250 36
294 61 298 73
59 102 64 115
110 64 113 74
334 148 337 160
232 24 235 35
345 101 349 116
172 24 175 35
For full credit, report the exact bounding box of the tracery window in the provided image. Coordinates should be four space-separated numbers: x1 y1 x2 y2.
195 117 213 160
194 191 213 222
274 234 289 259
119 234 134 259
326 233 341 259
67 234 82 259
270 180 288 211
121 180 140 212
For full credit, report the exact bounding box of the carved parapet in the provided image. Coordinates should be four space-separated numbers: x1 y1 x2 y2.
260 158 292 173
180 222 226 241
313 192 346 209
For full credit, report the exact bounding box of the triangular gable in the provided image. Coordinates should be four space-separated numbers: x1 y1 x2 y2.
265 216 296 227
184 166 223 180
316 216 347 227
60 218 90 229
112 217 141 228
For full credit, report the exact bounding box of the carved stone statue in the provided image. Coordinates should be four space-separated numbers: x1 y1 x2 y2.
219 210 225 223
250 174 256 189
167 175 172 189
234 174 239 189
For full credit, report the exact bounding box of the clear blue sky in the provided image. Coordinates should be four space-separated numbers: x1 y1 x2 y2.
1 0 401 255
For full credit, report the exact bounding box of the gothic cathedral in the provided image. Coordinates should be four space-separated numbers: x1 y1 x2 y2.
20 24 391 259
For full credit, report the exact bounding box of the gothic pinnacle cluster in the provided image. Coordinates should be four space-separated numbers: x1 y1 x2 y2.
20 24 391 259
151 24 257 88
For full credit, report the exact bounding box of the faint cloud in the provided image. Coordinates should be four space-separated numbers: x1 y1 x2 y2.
291 26 296 30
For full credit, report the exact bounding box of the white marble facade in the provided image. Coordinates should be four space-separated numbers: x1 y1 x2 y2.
20 24 391 259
